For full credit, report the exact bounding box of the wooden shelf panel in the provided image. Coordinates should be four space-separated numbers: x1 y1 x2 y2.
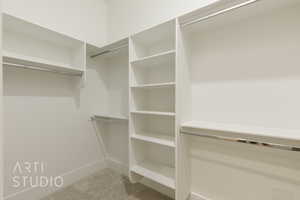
3 51 84 75
131 82 175 89
130 50 175 67
93 114 128 121
131 132 175 147
131 161 175 189
181 120 300 141
131 111 175 117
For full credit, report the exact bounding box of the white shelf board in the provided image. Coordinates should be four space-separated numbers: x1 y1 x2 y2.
131 111 176 117
131 132 175 147
3 51 84 75
130 50 175 67
93 114 128 121
3 13 84 48
131 82 175 89
87 38 128 58
131 19 176 46
181 120 300 141
131 161 175 189
179 0 299 35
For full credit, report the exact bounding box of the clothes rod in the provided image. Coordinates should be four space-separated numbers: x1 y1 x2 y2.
181 0 259 27
180 130 300 152
90 44 128 58
3 62 83 76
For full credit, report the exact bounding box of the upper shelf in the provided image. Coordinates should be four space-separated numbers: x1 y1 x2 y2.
92 114 128 121
181 121 300 141
179 0 299 34
131 19 176 60
3 13 86 74
131 50 175 67
3 51 84 76
3 13 84 49
87 38 129 59
131 19 176 47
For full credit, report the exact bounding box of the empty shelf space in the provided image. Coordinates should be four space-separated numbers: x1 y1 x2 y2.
92 114 128 121
181 121 300 141
131 111 175 117
131 19 175 60
131 161 175 189
131 132 175 147
131 86 175 113
3 51 84 75
131 50 175 66
3 13 85 74
131 82 175 89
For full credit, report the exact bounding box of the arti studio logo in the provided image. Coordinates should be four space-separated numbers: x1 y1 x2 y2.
12 161 64 188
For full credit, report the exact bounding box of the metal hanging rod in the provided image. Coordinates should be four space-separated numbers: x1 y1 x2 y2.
181 130 300 152
3 62 83 76
181 0 260 28
90 44 128 58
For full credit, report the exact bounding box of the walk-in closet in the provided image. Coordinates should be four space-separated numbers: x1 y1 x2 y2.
1 0 300 199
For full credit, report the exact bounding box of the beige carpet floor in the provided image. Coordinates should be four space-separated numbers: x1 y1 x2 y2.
41 168 173 200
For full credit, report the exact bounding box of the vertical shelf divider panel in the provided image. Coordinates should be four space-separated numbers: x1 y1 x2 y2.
129 19 177 195
175 18 192 200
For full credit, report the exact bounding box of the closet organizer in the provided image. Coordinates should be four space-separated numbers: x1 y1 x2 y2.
3 0 300 199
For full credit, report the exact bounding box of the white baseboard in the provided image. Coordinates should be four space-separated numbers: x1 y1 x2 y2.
4 160 107 200
189 192 210 200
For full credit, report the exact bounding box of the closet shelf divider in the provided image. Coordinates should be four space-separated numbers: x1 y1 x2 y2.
130 82 175 89
130 50 175 66
131 132 175 147
131 111 176 117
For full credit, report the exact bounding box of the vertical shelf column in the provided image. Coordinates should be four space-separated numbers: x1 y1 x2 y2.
128 20 177 195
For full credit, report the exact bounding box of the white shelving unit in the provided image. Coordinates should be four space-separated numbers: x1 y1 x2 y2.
129 19 177 192
131 160 175 189
3 13 86 77
130 139 176 189
4 0 300 199
177 0 300 199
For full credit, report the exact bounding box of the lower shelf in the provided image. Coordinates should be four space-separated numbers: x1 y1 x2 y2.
131 161 175 189
131 132 175 147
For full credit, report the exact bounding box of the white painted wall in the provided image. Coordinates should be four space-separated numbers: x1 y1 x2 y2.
106 0 219 42
3 68 107 199
2 0 108 199
1 0 3 199
3 0 108 47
